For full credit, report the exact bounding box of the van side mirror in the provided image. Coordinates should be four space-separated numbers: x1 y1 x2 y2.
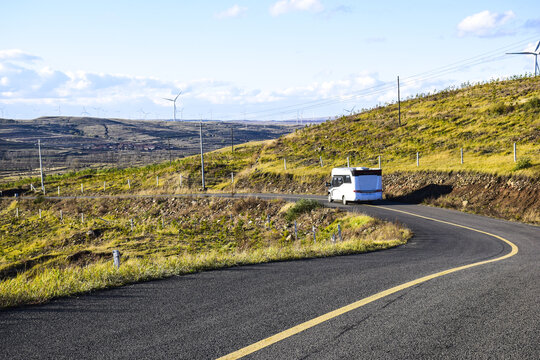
325 182 331 187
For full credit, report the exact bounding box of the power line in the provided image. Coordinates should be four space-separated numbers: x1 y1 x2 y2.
215 35 539 120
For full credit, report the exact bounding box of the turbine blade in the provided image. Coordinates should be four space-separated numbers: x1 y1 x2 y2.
163 98 174 101
535 40 540 52
506 52 536 55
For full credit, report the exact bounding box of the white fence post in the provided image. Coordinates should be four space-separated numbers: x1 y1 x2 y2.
81 183 84 194
347 157 350 167
416 152 419 167
284 158 287 170
460 148 463 164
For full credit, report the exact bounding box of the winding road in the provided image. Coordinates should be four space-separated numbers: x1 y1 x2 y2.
1 194 539 359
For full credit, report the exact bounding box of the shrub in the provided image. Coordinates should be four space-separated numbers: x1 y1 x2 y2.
284 199 322 221
514 157 532 171
523 97 540 112
489 102 515 115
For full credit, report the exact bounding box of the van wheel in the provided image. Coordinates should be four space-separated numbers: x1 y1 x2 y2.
342 196 347 205
328 193 332 203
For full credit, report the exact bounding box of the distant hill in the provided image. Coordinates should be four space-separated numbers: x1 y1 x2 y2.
0 117 300 179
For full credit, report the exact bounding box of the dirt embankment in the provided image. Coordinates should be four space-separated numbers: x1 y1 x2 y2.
383 171 540 224
236 170 540 225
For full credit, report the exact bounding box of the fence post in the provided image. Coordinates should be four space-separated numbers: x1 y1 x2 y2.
320 156 323 167
81 183 84 194
513 143 517 162
103 181 106 191
128 179 131 189
460 148 463 164
81 213 84 224
39 209 42 219
16 207 19 218
57 186 60 196
60 210 63 222
284 158 287 170
416 152 419 167
347 157 350 167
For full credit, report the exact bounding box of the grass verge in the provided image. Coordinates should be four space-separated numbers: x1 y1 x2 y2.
0 197 410 308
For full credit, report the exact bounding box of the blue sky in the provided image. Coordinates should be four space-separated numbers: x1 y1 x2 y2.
1 0 539 120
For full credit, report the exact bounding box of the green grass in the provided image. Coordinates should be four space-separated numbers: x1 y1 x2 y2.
0 197 410 308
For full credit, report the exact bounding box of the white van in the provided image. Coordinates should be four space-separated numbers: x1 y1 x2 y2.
327 167 382 204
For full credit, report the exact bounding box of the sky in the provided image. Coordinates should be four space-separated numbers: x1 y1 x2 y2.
1 0 539 121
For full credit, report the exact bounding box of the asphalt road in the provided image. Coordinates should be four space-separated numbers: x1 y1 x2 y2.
1 194 539 359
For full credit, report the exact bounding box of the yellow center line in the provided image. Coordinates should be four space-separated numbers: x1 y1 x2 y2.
217 204 519 360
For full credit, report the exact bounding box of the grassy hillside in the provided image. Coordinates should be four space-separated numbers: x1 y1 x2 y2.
0 197 409 307
253 75 539 179
2 76 538 195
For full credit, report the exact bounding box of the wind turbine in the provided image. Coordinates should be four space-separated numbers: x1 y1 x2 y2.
81 107 90 116
506 41 540 76
163 90 182 121
344 106 356 116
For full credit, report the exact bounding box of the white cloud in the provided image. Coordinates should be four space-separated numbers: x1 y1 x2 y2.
0 49 42 62
215 4 247 19
457 10 515 37
270 0 324 16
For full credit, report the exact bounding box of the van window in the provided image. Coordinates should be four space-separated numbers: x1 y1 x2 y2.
344 175 351 183
332 176 344 187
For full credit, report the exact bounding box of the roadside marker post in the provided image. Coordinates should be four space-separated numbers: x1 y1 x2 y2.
156 176 159 186
39 209 42 219
57 186 60 196
416 152 419 167
513 143 517 162
103 181 106 191
81 183 84 194
284 158 287 170
347 157 350 167
60 210 63 222
461 148 463 164
81 213 84 224
294 221 298 241
312 225 316 243
112 250 121 269
320 156 323 167
128 179 131 189
130 218 134 231
16 207 19 218
338 224 342 242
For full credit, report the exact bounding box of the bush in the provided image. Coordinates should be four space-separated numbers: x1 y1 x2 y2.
514 157 532 171
284 199 322 221
523 97 540 112
489 102 515 115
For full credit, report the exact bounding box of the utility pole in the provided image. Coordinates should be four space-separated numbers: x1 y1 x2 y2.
38 139 45 194
397 76 401 126
231 125 234 153
199 120 206 190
